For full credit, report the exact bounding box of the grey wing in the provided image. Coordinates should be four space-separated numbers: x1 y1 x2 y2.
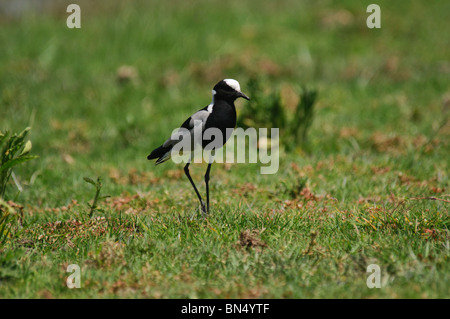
162 107 211 148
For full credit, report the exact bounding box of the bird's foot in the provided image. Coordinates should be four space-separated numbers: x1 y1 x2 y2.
200 201 208 217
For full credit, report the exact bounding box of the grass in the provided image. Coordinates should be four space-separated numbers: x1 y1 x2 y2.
0 0 449 298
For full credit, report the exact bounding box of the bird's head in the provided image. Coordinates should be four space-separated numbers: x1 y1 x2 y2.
212 79 250 102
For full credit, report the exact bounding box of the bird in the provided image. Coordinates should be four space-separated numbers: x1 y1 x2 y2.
147 79 250 216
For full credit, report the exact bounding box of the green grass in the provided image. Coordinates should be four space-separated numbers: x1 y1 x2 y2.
0 0 449 298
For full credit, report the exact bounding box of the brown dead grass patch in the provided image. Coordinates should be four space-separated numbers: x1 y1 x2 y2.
20 216 140 250
87 240 126 269
109 168 159 185
106 193 160 214
320 9 355 29
236 229 267 250
232 183 258 197
370 132 406 154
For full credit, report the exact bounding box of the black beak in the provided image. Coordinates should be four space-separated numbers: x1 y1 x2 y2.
239 92 250 101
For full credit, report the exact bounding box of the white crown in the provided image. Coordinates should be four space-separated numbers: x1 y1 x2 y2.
224 79 241 92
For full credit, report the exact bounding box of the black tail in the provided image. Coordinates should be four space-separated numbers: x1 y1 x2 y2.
147 145 172 164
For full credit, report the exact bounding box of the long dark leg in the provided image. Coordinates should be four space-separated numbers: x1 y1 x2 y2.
184 162 206 215
204 163 212 214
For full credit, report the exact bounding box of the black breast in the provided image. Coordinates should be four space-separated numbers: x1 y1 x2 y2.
203 100 236 149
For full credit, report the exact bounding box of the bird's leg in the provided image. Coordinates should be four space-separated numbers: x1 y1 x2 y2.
204 152 215 215
204 163 212 214
184 162 206 216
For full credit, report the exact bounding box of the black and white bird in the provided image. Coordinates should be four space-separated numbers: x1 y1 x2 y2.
147 79 250 216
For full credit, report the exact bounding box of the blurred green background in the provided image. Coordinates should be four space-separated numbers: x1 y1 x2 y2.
0 0 449 298
1 0 448 207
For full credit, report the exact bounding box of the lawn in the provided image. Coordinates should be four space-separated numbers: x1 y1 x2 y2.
0 0 449 298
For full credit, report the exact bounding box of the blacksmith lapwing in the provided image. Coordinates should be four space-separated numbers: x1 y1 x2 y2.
147 79 250 216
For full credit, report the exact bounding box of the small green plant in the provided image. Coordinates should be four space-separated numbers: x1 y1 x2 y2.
0 127 38 199
0 127 38 246
0 199 14 246
237 78 317 152
290 86 317 150
83 176 110 218
280 176 308 199
237 78 285 131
